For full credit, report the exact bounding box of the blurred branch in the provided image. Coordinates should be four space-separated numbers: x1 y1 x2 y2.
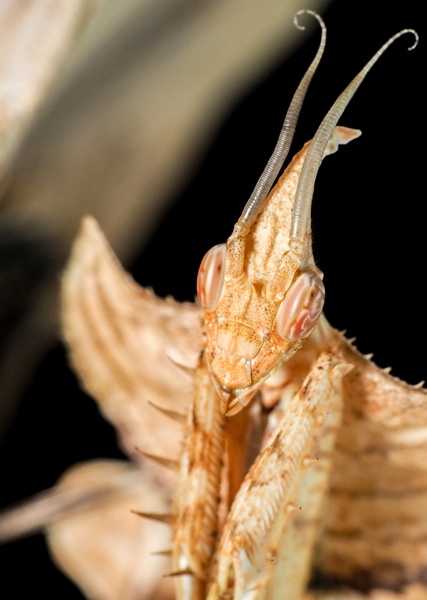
0 0 93 180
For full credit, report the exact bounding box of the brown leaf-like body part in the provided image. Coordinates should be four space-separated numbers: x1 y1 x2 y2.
61 216 204 485
47 460 174 600
316 338 427 590
306 583 427 599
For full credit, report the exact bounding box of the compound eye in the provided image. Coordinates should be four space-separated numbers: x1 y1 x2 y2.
276 270 325 341
197 244 226 311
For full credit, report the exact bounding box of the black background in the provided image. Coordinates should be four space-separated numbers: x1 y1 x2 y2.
0 0 425 596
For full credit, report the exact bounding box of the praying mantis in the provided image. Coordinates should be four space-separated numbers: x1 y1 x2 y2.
168 11 420 599
0 7 425 600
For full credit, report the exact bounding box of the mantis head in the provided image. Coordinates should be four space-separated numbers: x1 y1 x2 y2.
196 11 418 416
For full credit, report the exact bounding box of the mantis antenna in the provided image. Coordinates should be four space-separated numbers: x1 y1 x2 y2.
289 27 419 257
235 9 326 234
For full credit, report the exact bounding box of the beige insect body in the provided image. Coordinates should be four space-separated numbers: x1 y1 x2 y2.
177 12 418 600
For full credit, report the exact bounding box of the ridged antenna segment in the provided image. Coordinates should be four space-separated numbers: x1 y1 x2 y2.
235 9 327 234
289 28 418 253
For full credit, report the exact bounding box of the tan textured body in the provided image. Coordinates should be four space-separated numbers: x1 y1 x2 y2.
172 353 225 599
